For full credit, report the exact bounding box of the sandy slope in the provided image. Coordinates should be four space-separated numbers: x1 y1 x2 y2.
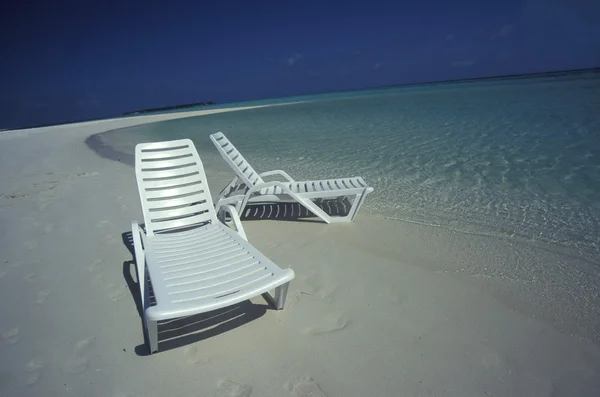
1 108 599 397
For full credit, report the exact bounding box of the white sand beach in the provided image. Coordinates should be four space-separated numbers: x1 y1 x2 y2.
1 107 600 397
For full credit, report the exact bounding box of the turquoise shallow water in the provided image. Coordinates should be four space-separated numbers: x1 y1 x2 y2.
102 70 600 263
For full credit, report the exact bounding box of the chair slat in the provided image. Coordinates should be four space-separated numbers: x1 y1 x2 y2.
142 173 203 189
170 269 272 300
209 132 264 187
141 156 199 169
139 148 194 160
152 213 212 233
145 182 205 200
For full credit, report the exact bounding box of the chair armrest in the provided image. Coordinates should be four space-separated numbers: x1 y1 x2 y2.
240 180 304 211
247 180 295 196
259 170 294 182
131 221 146 266
217 176 245 199
131 221 151 315
216 204 248 241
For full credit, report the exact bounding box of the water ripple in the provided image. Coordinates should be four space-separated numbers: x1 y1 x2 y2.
103 74 600 262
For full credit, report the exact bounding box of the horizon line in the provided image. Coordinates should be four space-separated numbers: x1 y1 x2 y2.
5 66 599 131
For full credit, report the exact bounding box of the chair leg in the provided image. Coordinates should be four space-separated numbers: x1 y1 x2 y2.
349 192 367 221
296 198 333 224
274 282 290 310
327 191 368 222
262 282 291 310
147 318 158 354
236 201 245 218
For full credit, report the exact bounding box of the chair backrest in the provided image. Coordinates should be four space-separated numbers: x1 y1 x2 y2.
210 132 264 188
135 139 217 236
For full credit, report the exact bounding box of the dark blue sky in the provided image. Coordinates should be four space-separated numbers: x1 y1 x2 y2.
1 0 599 129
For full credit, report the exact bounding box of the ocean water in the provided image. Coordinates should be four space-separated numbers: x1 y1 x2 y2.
102 70 600 263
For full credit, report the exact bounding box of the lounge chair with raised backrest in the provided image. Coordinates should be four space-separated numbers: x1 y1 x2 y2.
131 138 294 354
209 132 374 223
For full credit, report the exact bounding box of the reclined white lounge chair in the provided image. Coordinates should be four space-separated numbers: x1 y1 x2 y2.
131 139 294 354
210 132 374 223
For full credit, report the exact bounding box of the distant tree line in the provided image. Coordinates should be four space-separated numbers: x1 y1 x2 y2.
123 101 216 115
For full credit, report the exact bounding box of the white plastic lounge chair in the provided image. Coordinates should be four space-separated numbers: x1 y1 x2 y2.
131 139 294 354
210 132 374 223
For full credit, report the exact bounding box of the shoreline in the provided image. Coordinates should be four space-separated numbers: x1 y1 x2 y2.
377 212 600 269
1 109 599 396
0 102 305 137
0 108 236 137
87 124 600 267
